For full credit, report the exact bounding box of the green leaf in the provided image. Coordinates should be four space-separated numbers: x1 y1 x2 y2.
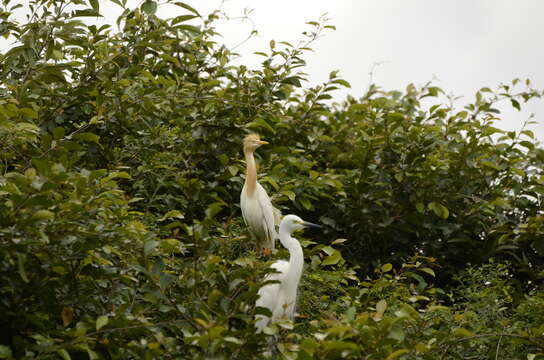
159 210 184 221
375 299 387 318
53 126 66 140
74 322 88 337
32 210 55 221
74 9 101 17
321 250 342 266
174 2 200 16
171 14 198 25
482 126 504 137
73 132 100 144
282 190 296 201
299 197 312 210
88 0 99 11
281 76 302 87
329 70 339 79
521 129 535 139
108 171 132 180
381 263 393 272
422 87 440 97
0 345 13 359
176 24 201 33
206 202 224 218
428 202 449 219
246 118 275 134
481 160 501 171
317 94 332 101
261 176 279 191
519 141 535 151
57 349 71 360
224 336 243 345
141 0 157 14
419 267 436 277
388 327 405 342
217 154 229 166
96 315 108 331
227 165 239 176
323 341 359 352
160 239 182 253
144 240 158 256
385 349 410 360
395 303 420 320
331 79 351 88
511 98 521 111
17 253 29 283
321 246 335 256
19 107 38 119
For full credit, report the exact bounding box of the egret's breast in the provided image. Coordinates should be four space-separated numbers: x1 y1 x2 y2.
241 184 267 238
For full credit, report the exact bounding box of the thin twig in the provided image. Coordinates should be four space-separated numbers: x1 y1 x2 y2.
365 61 388 95
495 334 503 360
440 332 543 360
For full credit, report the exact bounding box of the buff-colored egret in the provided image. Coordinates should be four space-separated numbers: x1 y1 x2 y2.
255 214 321 332
240 134 281 253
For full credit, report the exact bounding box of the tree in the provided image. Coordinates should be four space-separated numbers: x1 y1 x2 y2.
1 0 543 358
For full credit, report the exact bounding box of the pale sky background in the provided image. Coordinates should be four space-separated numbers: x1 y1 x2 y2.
3 1 544 141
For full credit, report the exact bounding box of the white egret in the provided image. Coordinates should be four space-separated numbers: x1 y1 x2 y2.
240 134 281 253
255 214 321 332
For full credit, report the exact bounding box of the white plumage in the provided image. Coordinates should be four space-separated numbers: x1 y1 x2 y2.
254 260 292 331
255 215 321 332
240 134 280 252
241 182 279 249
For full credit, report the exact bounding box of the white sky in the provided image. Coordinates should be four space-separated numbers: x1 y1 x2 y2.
3 0 544 141
200 0 544 142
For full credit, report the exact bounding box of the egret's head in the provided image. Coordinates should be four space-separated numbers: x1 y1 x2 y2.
280 214 322 234
243 134 268 153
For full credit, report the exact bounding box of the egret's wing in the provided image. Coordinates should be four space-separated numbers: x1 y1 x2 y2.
266 261 296 320
256 182 278 249
255 260 289 332
240 185 249 226
268 260 289 281
257 260 288 301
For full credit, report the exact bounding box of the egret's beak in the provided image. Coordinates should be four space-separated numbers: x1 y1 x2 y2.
303 221 322 229
258 140 269 145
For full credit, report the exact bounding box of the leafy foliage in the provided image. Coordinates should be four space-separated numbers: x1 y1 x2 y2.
1 0 543 359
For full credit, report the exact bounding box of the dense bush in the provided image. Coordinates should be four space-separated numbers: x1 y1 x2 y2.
1 0 543 359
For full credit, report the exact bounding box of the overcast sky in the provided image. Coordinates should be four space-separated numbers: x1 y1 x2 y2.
4 1 544 141
193 0 544 141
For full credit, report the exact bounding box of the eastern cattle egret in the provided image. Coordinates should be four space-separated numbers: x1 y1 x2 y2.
255 214 321 332
240 134 281 252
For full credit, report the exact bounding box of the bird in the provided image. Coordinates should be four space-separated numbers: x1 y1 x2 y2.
240 134 281 253
254 214 321 333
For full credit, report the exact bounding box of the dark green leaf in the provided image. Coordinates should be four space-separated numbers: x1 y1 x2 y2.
174 2 200 16
141 1 158 15
88 0 99 11
17 253 29 283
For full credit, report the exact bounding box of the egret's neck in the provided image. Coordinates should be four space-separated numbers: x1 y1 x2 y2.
279 227 304 289
244 149 257 196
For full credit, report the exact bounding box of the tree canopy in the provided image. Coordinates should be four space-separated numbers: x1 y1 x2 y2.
1 1 543 359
